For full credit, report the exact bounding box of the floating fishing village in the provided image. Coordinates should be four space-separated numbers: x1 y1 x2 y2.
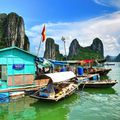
0 48 118 102
0 1 120 119
0 23 118 102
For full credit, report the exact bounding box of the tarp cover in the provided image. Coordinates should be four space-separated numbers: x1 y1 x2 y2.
44 71 76 83
79 59 94 64
49 60 67 66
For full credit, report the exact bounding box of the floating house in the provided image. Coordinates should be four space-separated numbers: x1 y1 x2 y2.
0 46 36 87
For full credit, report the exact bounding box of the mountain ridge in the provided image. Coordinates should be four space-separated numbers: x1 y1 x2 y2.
105 54 120 62
44 37 104 60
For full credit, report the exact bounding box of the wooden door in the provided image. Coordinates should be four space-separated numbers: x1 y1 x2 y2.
1 65 7 80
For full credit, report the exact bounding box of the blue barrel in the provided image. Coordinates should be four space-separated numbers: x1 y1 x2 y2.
60 67 66 72
77 67 84 76
92 75 98 80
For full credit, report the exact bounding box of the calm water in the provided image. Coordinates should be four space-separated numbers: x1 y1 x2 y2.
0 62 120 120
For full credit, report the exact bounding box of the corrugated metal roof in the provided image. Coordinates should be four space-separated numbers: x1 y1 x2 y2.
0 46 37 57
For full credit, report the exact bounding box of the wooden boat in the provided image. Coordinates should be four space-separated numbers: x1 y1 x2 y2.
10 91 25 99
97 59 106 63
30 71 78 101
84 68 112 76
79 80 118 88
75 74 100 85
104 63 115 66
76 74 118 88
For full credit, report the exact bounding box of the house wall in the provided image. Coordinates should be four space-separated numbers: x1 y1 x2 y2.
35 79 49 87
0 48 36 86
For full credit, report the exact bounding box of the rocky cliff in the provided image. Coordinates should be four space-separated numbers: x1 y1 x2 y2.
68 38 104 60
0 12 29 50
114 54 120 62
44 37 104 60
90 38 104 57
68 39 82 59
44 38 63 60
105 55 116 62
105 54 120 62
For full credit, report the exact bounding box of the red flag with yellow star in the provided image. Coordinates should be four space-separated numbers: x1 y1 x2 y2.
41 25 46 42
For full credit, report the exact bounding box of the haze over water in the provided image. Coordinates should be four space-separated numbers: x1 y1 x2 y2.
0 62 120 120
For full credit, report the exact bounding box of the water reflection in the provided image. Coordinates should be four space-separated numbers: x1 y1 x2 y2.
83 88 117 94
0 97 36 120
0 97 10 104
0 94 80 120
30 94 80 120
100 75 109 80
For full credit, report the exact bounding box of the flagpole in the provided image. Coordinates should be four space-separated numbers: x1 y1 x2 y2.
61 36 67 61
37 36 42 57
37 24 46 57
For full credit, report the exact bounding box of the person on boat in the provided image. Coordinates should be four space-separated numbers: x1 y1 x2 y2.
46 80 54 92
60 65 67 72
46 79 55 98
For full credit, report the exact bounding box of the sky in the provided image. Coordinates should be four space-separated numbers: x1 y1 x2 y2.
0 0 120 57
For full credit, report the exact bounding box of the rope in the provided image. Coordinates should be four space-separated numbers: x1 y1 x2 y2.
37 39 42 57
81 81 86 91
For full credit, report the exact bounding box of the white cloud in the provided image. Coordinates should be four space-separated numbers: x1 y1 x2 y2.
93 0 109 6
93 0 120 9
26 11 120 57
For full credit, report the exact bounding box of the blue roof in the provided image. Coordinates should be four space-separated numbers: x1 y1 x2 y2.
49 60 67 66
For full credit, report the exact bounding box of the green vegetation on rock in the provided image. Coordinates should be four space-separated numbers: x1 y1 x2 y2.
68 47 103 60
44 37 104 60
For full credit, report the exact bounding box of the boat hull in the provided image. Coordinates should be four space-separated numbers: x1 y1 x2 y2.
88 68 111 76
30 88 76 102
79 81 117 88
30 83 78 102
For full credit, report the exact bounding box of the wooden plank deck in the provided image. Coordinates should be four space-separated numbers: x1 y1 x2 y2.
0 85 41 93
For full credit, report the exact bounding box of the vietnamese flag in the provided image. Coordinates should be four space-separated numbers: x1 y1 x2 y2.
41 25 46 42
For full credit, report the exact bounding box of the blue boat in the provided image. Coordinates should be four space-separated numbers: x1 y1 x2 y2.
0 92 10 103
